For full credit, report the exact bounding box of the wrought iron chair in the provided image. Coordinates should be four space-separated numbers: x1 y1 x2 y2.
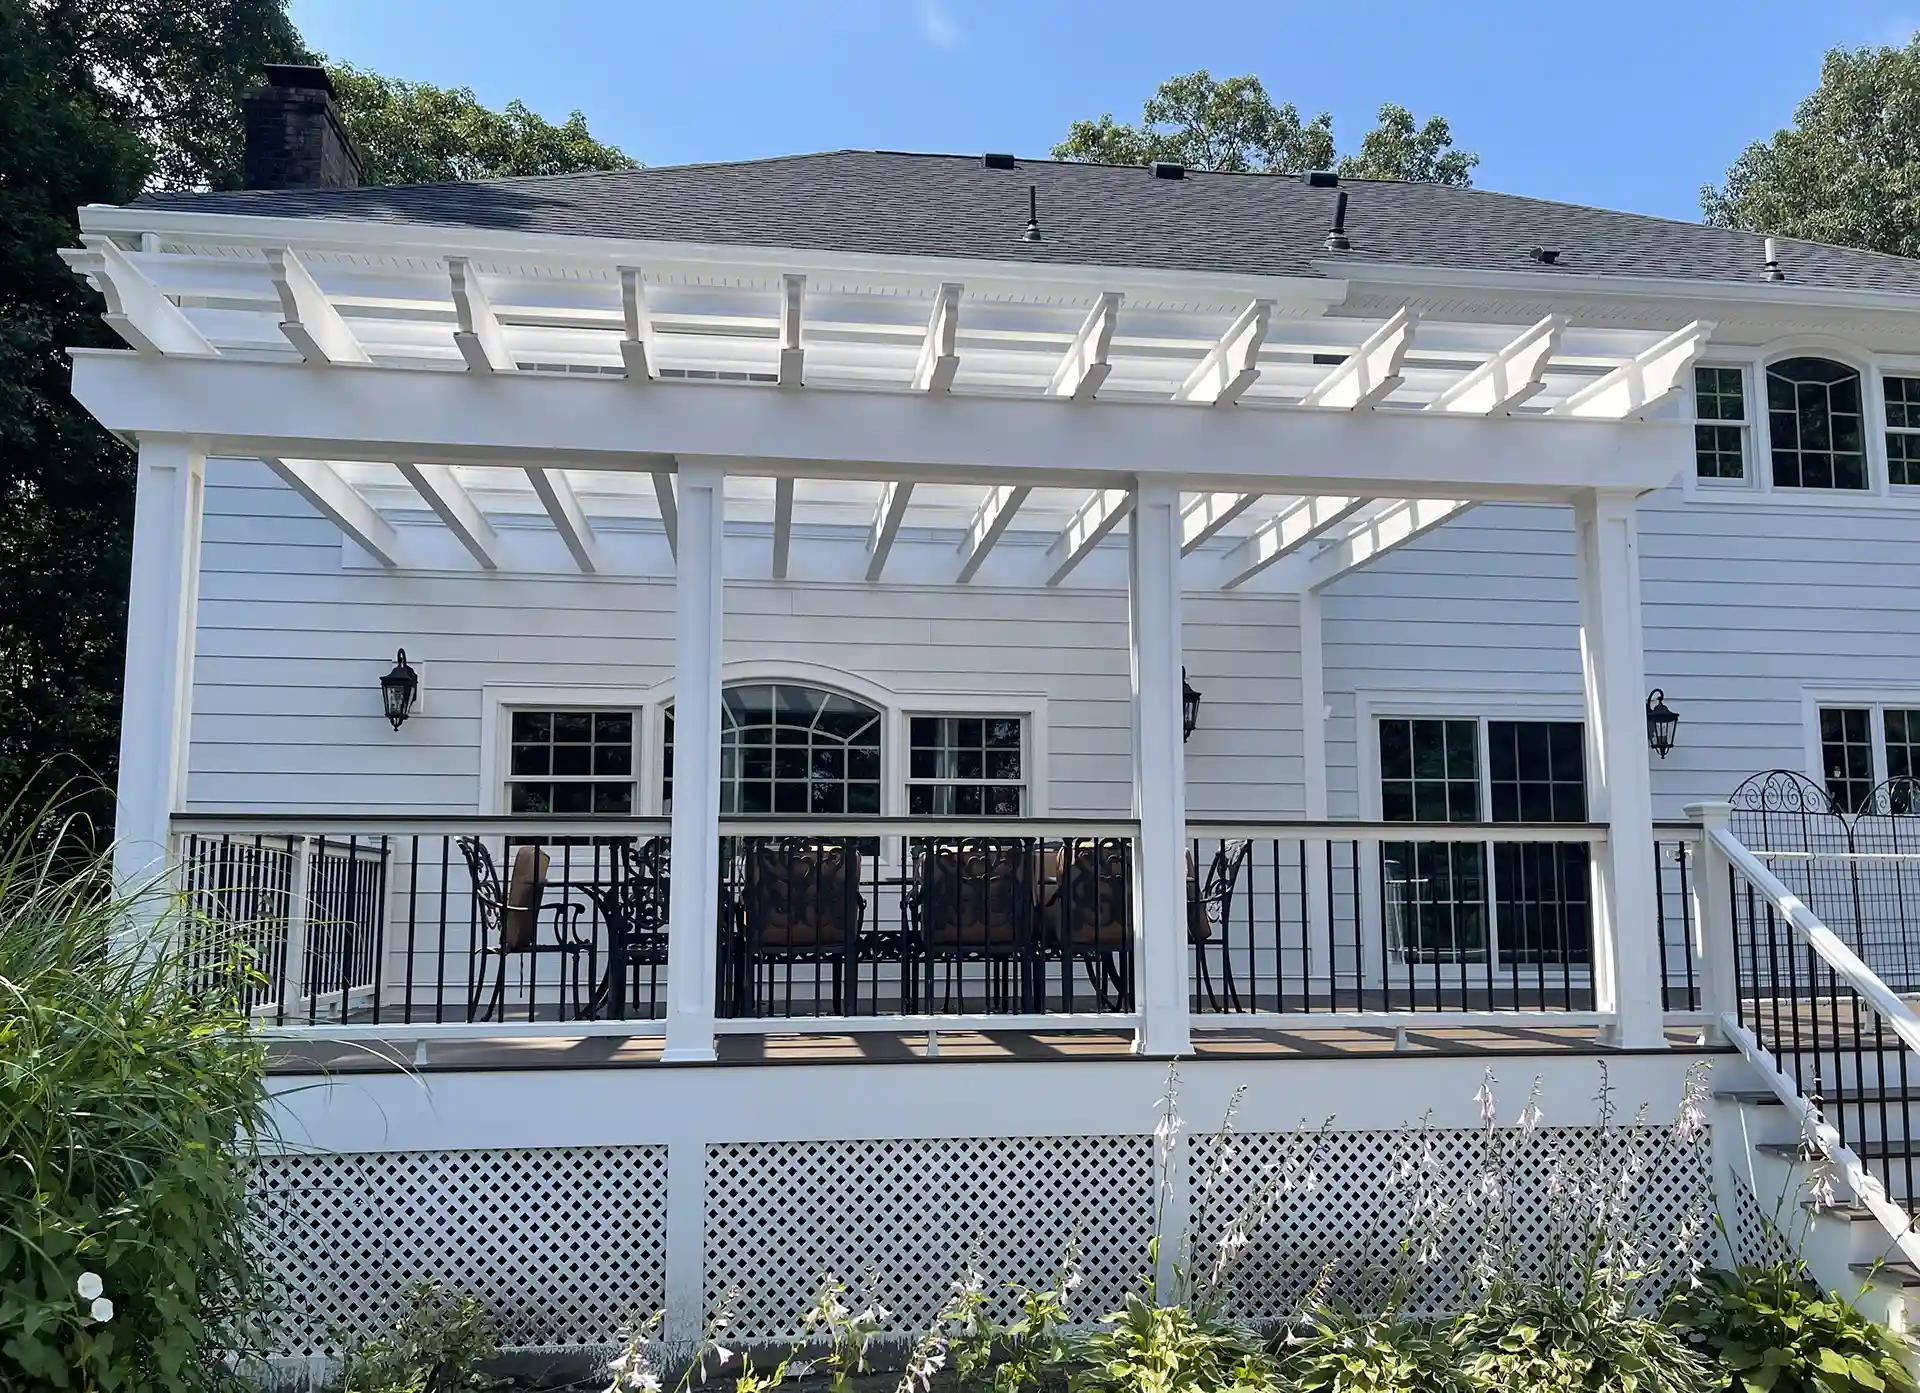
1188 839 1252 1011
909 838 1035 1012
1037 837 1134 1011
455 837 594 1022
579 836 670 1020
737 840 866 1015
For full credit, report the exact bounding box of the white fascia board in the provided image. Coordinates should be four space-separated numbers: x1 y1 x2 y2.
1219 495 1367 589
69 351 1691 499
78 204 1350 311
955 483 1030 582
266 247 370 364
1046 488 1132 585
394 461 501 569
262 456 404 567
525 466 600 573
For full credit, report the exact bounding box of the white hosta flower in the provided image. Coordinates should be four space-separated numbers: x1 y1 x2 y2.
90 1297 114 1324
1474 1070 1499 1127
76 1272 104 1301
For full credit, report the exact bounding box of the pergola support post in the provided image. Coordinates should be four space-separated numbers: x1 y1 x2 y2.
1685 800 1738 1041
662 459 726 1062
1575 489 1666 1050
1129 480 1192 1058
114 437 205 927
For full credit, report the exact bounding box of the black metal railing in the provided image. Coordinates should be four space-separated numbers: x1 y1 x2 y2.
715 822 1137 1018
1184 822 1608 1016
1726 831 1920 1207
1655 828 1702 1012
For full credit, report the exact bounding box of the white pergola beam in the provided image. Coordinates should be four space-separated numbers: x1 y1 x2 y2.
955 484 1030 583
1299 307 1419 410
1303 497 1473 590
1047 292 1121 402
267 247 369 365
395 461 500 569
1180 491 1262 554
448 256 515 372
60 237 217 357
911 282 961 393
618 266 657 381
771 476 795 578
866 480 913 582
1220 495 1367 589
1551 320 1715 420
262 456 403 567
525 466 600 574
653 470 679 558
1046 488 1133 585
1174 299 1271 405
779 274 805 388
1426 314 1563 415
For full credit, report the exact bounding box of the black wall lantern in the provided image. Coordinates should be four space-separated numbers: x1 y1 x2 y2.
380 649 419 730
1182 669 1202 742
1646 688 1679 759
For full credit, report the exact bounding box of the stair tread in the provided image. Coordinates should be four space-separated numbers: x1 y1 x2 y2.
1759 1139 1920 1161
1853 1259 1920 1287
1719 1088 1920 1107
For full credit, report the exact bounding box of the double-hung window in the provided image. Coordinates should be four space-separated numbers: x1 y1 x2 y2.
1815 701 1920 812
1886 376 1920 487
906 715 1025 816
1378 716 1590 970
505 709 637 814
1692 365 1750 481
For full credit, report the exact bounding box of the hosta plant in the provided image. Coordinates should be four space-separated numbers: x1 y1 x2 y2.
1450 1277 1712 1393
341 1280 501 1393
1666 1262 1920 1393
1068 1292 1275 1393
1274 1301 1467 1393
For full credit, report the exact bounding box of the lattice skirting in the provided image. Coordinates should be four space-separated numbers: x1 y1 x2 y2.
250 1146 668 1357
249 1125 1753 1357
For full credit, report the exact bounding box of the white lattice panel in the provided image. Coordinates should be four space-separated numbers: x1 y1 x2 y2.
251 1146 667 1356
1188 1126 1717 1320
1727 1174 1798 1271
704 1137 1155 1338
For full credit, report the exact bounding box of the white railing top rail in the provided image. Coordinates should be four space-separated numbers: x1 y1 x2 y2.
1187 818 1608 844
1710 823 1920 1060
173 812 674 838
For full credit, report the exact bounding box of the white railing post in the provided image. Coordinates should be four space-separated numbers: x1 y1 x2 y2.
1129 480 1192 1057
283 835 315 1011
113 437 205 934
1299 589 1334 1000
663 460 726 1063
1685 801 1737 1038
1574 489 1666 1049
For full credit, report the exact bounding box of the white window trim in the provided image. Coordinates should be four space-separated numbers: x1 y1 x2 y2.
897 702 1049 818
479 684 651 815
1801 687 1920 791
1683 339 1906 508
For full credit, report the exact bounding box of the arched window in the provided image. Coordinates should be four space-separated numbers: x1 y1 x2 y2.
663 682 883 814
1767 356 1866 490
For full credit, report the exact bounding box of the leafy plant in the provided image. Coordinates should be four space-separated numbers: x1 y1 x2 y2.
803 1275 887 1393
1667 1261 1920 1393
341 1280 500 1393
1450 1278 1711 1393
1274 1301 1466 1393
1069 1292 1274 1393
0 801 271 1392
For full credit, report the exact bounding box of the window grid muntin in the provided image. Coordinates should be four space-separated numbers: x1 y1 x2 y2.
1692 365 1748 481
1885 708 1920 784
1886 376 1920 487
1767 357 1867 491
1487 720 1591 967
905 715 1025 817
1819 706 1875 814
690 683 884 817
505 709 637 815
1381 718 1485 965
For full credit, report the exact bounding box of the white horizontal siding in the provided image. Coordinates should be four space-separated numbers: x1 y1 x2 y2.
185 461 1300 817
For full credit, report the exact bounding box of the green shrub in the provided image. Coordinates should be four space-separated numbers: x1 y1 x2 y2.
1068 1292 1274 1393
1450 1278 1712 1393
1274 1301 1466 1393
0 809 271 1391
341 1280 501 1393
1666 1261 1919 1393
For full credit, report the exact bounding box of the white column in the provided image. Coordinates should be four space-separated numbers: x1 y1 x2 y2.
662 459 726 1063
1574 489 1666 1050
113 438 205 903
1685 800 1738 1039
1300 588 1333 1002
1129 480 1192 1056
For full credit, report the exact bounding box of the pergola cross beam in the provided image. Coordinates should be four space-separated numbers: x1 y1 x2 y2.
1047 292 1121 401
1174 299 1271 405
526 467 601 574
396 461 501 569
779 274 806 388
448 257 515 372
912 282 961 393
1551 320 1714 420
618 266 658 382
1426 314 1563 415
262 456 402 568
1299 307 1418 410
956 484 1031 583
1220 495 1368 589
268 247 370 365
61 237 217 357
1047 488 1133 586
1302 496 1473 590
866 480 913 581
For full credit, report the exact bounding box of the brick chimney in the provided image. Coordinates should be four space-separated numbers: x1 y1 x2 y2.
242 65 364 190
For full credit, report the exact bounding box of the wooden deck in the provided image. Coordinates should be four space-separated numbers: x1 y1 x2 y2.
267 1022 1717 1074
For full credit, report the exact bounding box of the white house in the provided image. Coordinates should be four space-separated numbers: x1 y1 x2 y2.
64 64 1920 1367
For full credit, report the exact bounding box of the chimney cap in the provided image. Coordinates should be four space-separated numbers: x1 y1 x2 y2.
260 63 338 97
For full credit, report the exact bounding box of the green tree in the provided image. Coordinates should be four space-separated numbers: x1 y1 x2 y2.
1054 70 1477 186
330 63 637 185
1704 36 1920 257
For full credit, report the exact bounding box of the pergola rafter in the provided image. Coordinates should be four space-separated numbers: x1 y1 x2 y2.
64 223 1710 593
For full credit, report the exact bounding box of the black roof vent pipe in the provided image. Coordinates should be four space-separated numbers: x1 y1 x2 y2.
1324 189 1351 251
1023 185 1043 243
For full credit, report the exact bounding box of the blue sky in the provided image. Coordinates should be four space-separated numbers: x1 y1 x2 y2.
291 1 1917 223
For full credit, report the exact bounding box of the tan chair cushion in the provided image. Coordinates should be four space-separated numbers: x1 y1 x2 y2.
745 843 861 949
501 845 549 952
918 842 1030 947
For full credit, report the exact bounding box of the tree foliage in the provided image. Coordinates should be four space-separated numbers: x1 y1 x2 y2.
1704 37 1920 258
1054 71 1477 186
330 63 636 186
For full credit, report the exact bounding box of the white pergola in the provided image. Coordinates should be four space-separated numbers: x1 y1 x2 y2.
66 207 1710 1059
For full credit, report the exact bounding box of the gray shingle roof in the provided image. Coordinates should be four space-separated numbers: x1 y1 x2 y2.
131 149 1920 296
